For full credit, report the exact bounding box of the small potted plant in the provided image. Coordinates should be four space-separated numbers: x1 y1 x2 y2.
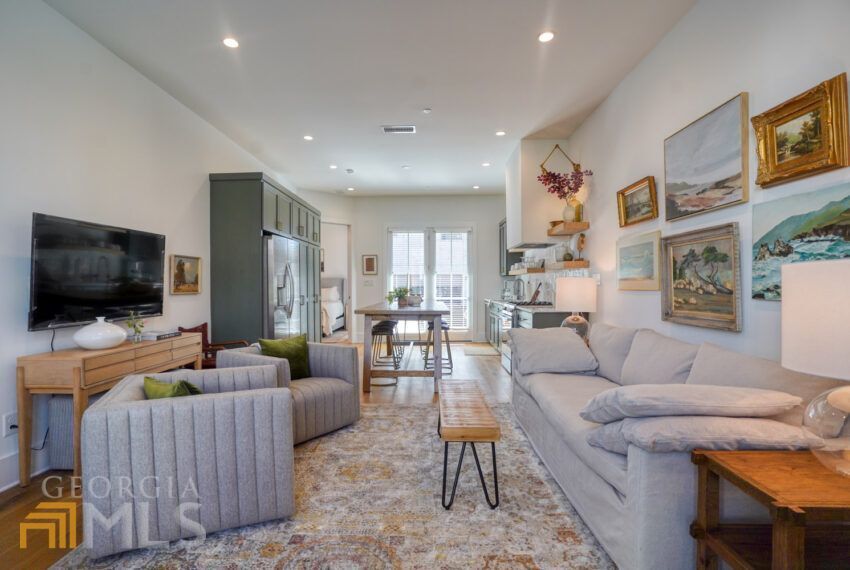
386 287 411 306
126 310 145 343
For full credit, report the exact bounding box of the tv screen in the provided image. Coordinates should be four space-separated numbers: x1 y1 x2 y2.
29 213 166 331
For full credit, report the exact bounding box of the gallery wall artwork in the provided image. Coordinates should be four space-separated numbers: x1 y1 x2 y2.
362 254 378 275
752 181 850 300
617 231 661 291
661 223 742 331
664 93 749 221
171 254 201 295
752 73 849 188
617 176 658 227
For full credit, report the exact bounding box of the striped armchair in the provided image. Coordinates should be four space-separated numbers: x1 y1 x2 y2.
217 342 360 444
81 365 294 559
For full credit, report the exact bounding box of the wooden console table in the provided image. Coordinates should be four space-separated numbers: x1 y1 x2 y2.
691 450 850 569
16 332 202 487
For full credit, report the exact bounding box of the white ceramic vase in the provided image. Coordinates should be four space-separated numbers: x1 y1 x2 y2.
73 316 127 350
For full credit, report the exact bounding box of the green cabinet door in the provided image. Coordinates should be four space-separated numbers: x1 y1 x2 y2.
276 193 292 235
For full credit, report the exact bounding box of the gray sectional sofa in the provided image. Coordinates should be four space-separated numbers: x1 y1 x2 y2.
509 323 841 570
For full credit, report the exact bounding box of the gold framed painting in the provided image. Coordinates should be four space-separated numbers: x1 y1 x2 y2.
664 93 749 221
617 230 661 291
617 176 658 227
171 254 201 295
660 223 742 332
752 73 849 188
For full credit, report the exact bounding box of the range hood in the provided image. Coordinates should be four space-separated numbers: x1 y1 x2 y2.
505 139 571 250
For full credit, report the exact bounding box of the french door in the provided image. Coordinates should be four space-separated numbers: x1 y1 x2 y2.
388 228 472 341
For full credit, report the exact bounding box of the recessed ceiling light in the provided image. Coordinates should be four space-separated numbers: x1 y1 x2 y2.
422 108 432 114
473 185 480 189
345 168 355 174
329 164 338 169
482 162 491 167
401 165 411 170
347 187 355 192
538 31 555 43
495 130 506 137
223 38 239 48
303 135 313 141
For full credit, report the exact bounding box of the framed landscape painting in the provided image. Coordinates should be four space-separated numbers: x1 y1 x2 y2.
752 181 850 300
617 231 661 290
664 93 749 221
661 223 742 331
752 73 849 187
617 176 658 227
171 254 201 295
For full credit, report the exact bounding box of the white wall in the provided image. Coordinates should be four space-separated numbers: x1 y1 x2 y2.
564 0 850 359
320 223 350 280
0 1 276 489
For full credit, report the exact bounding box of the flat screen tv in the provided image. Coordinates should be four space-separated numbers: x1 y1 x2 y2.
28 213 166 331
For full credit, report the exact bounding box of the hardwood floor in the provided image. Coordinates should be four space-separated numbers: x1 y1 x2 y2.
0 342 509 569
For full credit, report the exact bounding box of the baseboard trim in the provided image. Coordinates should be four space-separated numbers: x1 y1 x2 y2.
0 449 50 493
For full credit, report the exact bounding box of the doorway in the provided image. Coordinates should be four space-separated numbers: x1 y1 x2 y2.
320 222 352 343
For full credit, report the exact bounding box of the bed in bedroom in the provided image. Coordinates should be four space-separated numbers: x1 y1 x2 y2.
320 277 347 336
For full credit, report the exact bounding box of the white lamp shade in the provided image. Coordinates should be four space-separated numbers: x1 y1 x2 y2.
555 277 597 313
781 260 850 380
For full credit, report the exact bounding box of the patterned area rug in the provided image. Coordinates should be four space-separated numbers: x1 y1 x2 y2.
55 403 613 569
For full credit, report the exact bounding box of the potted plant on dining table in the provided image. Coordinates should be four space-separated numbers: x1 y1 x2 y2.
386 287 411 306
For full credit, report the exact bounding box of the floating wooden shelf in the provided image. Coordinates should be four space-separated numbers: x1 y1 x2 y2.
547 221 590 236
508 267 545 276
546 260 590 270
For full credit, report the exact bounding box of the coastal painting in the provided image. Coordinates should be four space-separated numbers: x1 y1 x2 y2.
664 93 749 221
752 182 850 300
661 223 742 331
617 176 658 227
617 231 660 290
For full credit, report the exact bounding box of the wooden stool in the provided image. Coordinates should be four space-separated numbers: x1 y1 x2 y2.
437 379 501 509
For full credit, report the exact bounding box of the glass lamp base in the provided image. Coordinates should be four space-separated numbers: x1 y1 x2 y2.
561 313 589 339
804 385 850 477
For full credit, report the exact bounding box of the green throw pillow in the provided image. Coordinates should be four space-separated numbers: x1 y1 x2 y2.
259 334 310 379
143 377 202 399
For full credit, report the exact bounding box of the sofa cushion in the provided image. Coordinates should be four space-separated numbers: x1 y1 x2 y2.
581 384 801 424
524 373 628 495
289 377 358 444
508 328 598 375
588 324 639 385
587 420 629 454
686 343 843 425
620 330 698 386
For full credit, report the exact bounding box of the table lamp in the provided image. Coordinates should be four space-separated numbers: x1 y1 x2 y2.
781 259 850 476
555 276 597 339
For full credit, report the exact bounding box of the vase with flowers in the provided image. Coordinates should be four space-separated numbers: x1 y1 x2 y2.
537 144 592 223
126 310 145 343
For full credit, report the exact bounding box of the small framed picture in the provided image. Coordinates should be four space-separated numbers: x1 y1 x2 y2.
617 231 661 291
171 254 201 295
362 254 378 275
617 176 658 227
752 73 849 187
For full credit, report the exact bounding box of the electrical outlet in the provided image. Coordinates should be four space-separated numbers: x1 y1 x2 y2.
3 412 18 438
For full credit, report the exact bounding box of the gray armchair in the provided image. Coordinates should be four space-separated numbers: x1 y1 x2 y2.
217 342 359 444
81 365 294 559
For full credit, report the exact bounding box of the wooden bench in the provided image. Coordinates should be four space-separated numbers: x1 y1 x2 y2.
438 379 501 509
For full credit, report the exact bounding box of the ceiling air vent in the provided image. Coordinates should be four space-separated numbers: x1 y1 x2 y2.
382 125 416 134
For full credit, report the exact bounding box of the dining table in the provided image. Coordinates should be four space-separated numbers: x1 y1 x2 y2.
354 300 450 393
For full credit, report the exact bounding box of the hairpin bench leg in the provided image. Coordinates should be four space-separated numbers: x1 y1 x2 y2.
442 442 466 509
441 441 499 510
471 442 499 509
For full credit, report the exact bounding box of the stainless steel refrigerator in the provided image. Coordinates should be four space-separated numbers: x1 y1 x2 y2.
263 235 321 340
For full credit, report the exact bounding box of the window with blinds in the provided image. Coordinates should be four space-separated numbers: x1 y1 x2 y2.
434 231 469 330
389 231 425 295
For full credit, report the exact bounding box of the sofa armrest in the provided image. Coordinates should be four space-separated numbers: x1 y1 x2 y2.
81 387 294 559
217 348 291 387
307 343 359 388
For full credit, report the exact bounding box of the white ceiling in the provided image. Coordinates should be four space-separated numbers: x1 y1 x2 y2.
47 0 694 195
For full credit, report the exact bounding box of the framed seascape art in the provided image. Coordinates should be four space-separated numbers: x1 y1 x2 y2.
752 73 849 188
661 223 742 332
362 254 378 275
617 176 658 227
664 93 749 221
171 254 201 295
752 181 850 300
617 231 661 291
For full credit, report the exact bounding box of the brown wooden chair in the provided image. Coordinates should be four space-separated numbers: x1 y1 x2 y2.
178 322 249 369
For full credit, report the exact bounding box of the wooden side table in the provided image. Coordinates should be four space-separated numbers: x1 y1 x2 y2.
691 450 850 569
16 333 202 487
